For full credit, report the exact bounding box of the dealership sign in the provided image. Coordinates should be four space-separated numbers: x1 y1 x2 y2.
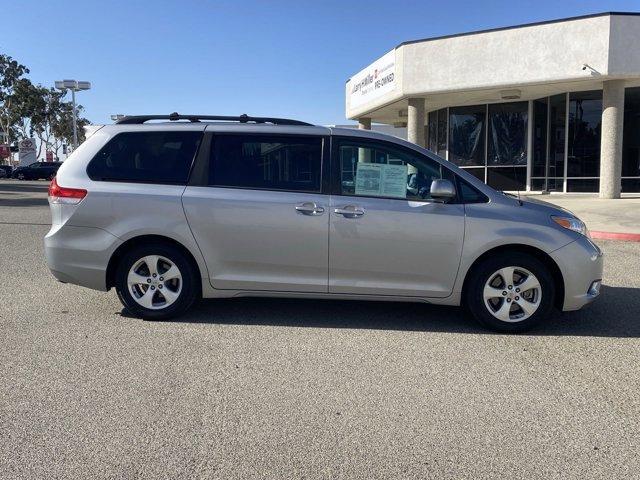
349 50 396 110
18 138 37 166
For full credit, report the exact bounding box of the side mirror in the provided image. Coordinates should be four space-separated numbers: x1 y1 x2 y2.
430 179 456 202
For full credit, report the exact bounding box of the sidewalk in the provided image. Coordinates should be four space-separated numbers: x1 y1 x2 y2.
523 193 640 241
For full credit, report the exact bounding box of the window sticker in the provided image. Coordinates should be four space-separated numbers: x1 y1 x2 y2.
354 163 382 196
354 163 408 198
381 163 408 198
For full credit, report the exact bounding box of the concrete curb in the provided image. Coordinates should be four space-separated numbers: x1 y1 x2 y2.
590 231 640 242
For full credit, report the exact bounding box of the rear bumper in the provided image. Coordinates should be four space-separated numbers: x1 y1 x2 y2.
550 236 604 311
44 224 121 291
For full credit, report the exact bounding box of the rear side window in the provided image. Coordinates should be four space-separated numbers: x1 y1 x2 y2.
87 131 202 184
210 134 322 192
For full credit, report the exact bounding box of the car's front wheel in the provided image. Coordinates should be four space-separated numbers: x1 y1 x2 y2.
115 242 199 320
464 252 555 332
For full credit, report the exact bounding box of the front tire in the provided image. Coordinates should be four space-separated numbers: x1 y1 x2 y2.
464 252 555 333
115 242 199 320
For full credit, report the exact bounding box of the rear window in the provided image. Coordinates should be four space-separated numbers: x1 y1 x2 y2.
87 131 202 184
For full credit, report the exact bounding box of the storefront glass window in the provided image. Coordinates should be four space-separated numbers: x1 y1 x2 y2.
487 168 527 191
568 90 602 179
547 94 566 189
448 105 485 167
486 101 527 191
427 111 437 153
532 99 548 178
567 179 600 192
437 108 447 158
487 102 528 166
623 87 640 190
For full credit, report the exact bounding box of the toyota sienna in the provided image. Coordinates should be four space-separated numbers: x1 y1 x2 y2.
44 114 603 332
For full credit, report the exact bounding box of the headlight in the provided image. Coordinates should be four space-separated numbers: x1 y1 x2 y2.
551 215 589 236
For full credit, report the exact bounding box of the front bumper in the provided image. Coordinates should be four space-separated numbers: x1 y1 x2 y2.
44 224 122 291
550 235 604 311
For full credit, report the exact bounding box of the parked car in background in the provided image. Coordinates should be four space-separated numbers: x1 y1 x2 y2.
0 165 12 178
13 161 62 180
44 113 603 333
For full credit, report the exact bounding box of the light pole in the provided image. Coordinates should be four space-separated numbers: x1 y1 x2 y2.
55 79 91 149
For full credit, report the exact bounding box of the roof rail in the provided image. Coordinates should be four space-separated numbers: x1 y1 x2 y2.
114 112 313 126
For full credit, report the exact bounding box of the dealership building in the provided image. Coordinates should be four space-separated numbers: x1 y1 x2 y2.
345 12 640 197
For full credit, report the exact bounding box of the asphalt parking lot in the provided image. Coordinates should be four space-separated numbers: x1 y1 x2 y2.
0 180 638 479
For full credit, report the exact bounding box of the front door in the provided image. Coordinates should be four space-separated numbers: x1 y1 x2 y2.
182 133 329 292
329 137 465 297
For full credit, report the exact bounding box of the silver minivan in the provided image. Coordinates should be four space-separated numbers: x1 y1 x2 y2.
45 114 603 332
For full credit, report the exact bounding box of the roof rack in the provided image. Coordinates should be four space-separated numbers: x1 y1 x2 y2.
115 112 313 126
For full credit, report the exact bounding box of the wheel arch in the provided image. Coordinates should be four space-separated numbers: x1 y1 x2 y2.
106 234 203 291
461 244 565 310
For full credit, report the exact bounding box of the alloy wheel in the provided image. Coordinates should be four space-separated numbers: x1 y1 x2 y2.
482 266 542 323
127 255 182 310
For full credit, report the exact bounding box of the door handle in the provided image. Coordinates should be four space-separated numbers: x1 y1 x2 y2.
295 202 325 216
334 205 365 218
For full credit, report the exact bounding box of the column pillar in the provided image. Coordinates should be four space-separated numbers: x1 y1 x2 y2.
599 80 625 199
407 98 426 147
358 117 371 130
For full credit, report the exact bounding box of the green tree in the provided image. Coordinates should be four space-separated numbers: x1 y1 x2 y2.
0 53 30 145
30 86 65 157
10 78 43 140
0 52 92 160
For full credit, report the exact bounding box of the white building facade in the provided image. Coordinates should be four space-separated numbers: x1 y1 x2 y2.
345 12 640 197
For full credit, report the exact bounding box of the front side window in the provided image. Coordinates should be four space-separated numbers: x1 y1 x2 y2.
336 139 454 201
209 135 322 192
87 131 202 184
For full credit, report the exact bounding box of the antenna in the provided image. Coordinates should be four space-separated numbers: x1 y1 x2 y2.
514 156 523 205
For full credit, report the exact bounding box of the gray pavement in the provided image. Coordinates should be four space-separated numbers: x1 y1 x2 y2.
523 193 640 235
1 180 639 479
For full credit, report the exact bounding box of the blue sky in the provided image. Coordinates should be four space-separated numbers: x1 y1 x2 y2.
3 0 639 126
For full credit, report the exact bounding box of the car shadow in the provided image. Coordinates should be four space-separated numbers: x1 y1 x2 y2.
122 285 640 338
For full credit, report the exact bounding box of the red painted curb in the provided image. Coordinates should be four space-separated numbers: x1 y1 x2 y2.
590 230 640 242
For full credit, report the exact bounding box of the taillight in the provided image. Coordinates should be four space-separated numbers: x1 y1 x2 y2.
48 177 87 205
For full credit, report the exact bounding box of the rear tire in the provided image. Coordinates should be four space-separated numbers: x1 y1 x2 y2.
464 252 555 333
115 242 199 320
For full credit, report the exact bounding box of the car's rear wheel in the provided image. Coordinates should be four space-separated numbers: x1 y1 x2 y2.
16 173 25 180
115 242 199 320
464 252 555 333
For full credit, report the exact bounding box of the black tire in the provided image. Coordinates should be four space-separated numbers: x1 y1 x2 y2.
115 242 200 320
16 173 25 180
464 252 555 333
